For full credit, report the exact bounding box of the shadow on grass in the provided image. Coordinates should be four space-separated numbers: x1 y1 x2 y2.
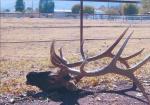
27 88 94 105
26 86 149 105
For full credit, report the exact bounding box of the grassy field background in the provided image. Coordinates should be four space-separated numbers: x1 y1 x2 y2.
0 18 150 95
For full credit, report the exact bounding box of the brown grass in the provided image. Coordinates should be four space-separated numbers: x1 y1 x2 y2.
0 18 150 95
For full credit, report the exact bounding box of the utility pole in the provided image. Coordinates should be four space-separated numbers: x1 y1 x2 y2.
80 0 85 59
32 0 33 13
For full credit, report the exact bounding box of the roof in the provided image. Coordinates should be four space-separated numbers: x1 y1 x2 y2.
54 9 72 12
58 0 141 3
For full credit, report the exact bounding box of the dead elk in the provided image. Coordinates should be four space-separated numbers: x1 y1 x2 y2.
26 71 77 92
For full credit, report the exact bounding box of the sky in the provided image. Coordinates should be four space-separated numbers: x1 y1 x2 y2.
0 0 120 11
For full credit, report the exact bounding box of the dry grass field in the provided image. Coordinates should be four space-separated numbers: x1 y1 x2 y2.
0 18 150 104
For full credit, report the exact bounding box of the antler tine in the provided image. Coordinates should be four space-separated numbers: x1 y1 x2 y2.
50 41 59 66
50 41 67 66
50 49 62 67
66 27 131 67
80 56 88 73
130 55 150 72
108 48 144 68
123 48 144 60
89 26 130 59
59 47 63 59
58 47 68 64
111 31 133 66
105 26 130 53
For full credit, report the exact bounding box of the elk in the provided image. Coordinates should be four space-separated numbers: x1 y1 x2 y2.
26 27 150 103
50 27 150 103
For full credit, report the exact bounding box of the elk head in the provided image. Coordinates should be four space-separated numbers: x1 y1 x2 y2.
26 71 78 92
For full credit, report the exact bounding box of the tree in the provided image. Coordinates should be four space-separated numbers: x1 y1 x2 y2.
124 4 139 15
39 0 55 13
72 4 95 14
72 4 80 14
118 4 125 15
141 0 150 13
15 0 25 12
4 9 10 12
104 7 120 15
84 6 95 14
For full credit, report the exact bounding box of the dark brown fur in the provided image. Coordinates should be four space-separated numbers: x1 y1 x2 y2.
26 71 71 92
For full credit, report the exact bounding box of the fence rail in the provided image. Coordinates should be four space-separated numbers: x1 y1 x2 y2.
1 12 150 21
1 37 150 44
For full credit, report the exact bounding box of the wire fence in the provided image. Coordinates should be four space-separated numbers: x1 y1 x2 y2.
1 12 150 23
1 37 150 44
1 13 150 60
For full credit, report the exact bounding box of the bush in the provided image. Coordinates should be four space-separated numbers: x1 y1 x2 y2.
72 4 95 14
15 0 25 12
124 4 139 15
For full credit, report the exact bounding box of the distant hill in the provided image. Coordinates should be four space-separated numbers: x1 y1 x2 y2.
1 0 119 12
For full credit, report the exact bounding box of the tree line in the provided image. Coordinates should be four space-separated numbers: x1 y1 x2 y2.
14 0 150 15
15 0 55 13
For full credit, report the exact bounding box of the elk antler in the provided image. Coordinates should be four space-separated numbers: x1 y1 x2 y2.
50 30 150 103
51 27 144 68
50 27 150 103
50 27 144 88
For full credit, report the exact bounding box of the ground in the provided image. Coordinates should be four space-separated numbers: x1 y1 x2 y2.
0 18 150 105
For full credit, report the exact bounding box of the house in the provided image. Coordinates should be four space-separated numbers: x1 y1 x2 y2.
53 9 73 18
145 12 150 15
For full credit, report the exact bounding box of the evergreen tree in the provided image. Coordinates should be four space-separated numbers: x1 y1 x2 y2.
15 0 25 12
39 0 55 13
124 4 139 15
